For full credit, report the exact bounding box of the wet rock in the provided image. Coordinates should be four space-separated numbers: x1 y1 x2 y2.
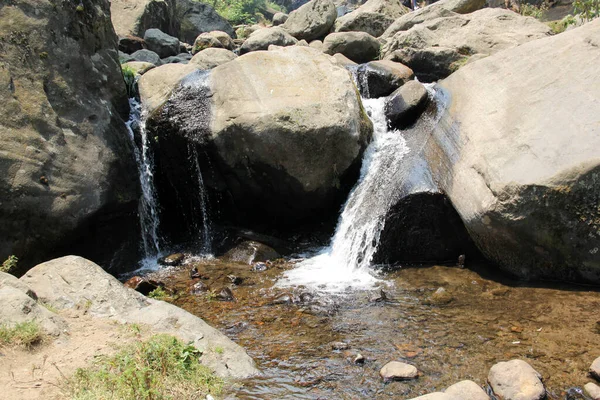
240 27 298 54
138 63 199 113
251 262 268 272
591 357 600 380
384 80 429 130
144 28 180 58
584 382 600 400
119 35 146 54
282 0 337 42
159 253 185 266
354 353 366 364
427 287 454 306
216 287 235 301
131 49 162 65
488 359 545 400
224 241 280 265
272 12 288 26
189 267 209 279
458 254 466 268
299 292 314 303
124 276 163 295
190 281 210 294
380 361 418 381
369 288 388 302
356 59 414 99
227 275 243 285
445 380 489 400
331 341 349 350
271 293 295 305
322 31 380 64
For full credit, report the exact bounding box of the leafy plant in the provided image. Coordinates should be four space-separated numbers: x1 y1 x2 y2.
573 0 600 21
65 335 222 400
148 286 170 301
212 0 268 25
121 64 138 98
519 2 548 19
547 14 577 33
0 321 45 349
1 255 18 274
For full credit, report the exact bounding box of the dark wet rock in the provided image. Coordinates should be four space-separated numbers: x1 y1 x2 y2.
251 262 269 272
331 341 349 350
227 274 243 285
119 51 136 63
216 287 235 301
282 0 337 41
322 31 380 64
385 47 466 83
144 28 180 58
130 49 162 65
190 280 210 294
123 276 163 296
369 288 388 302
175 0 236 44
159 253 185 266
240 27 298 54
119 35 146 54
380 361 418 381
458 254 466 268
161 55 189 64
272 12 289 26
354 353 366 364
591 357 600 380
384 80 429 129
225 321 249 334
299 292 314 303
224 241 280 265
584 382 600 400
356 60 414 99
189 267 205 279
488 359 545 400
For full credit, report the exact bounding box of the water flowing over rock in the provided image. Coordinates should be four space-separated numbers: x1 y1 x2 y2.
0 0 138 272
138 63 200 114
282 0 338 41
334 0 410 37
432 20 600 282
148 46 372 234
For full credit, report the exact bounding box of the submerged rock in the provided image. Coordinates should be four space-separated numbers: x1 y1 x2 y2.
380 361 418 381
331 341 349 350
190 281 210 294
488 359 545 400
216 287 235 301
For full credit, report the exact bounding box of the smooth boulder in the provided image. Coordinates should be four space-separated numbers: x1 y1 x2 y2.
130 48 162 65
488 360 545 400
355 59 414 98
190 48 238 70
380 361 418 381
445 380 489 400
144 28 180 58
334 0 410 37
591 356 600 380
384 80 429 129
192 30 235 54
322 31 380 63
282 0 337 41
240 27 298 54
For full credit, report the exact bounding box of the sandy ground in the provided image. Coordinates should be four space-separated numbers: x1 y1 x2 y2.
0 310 150 400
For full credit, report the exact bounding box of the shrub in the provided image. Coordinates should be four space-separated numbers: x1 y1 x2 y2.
212 0 268 25
121 64 137 98
0 321 45 349
65 335 223 400
1 255 18 274
519 2 548 19
573 0 600 21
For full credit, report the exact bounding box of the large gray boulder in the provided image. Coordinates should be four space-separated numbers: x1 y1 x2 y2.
240 27 298 54
148 46 372 230
273 12 289 26
322 31 380 63
488 360 545 400
0 0 138 272
175 0 236 44
282 0 338 41
111 0 177 38
334 0 410 37
190 48 238 70
192 30 235 54
430 19 600 282
0 286 66 336
144 28 180 58
381 8 552 81
131 48 162 65
21 256 259 379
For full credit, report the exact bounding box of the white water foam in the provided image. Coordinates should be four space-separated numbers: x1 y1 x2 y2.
278 97 410 292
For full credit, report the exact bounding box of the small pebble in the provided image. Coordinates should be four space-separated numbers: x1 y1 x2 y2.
331 341 349 350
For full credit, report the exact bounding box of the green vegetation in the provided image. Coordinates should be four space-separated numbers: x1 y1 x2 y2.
65 335 223 400
148 286 170 300
40 301 59 314
121 64 137 98
519 2 548 19
573 0 600 21
214 346 224 354
211 0 285 25
547 14 576 33
1 255 18 274
0 321 45 349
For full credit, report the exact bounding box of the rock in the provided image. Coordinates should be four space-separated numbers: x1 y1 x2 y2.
380 361 418 381
381 9 551 81
236 24 262 39
224 241 280 264
119 51 136 63
585 383 600 400
354 353 365 364
591 357 600 380
159 252 185 266
123 277 163 295
271 293 295 304
190 280 210 294
0 286 65 336
190 48 238 70
192 31 235 54
0 271 37 300
488 360 545 400
445 380 489 400
138 63 199 114
0 0 137 272
432 20 600 283
123 61 156 75
282 0 337 41
334 0 410 37
21 256 258 378
331 341 349 350
251 262 268 272
119 35 146 54
369 288 388 302
227 274 243 285
332 53 357 67
384 80 429 129
296 39 309 46
355 59 414 99
273 12 289 25
322 32 380 64
240 27 298 54
149 46 372 228
161 55 190 64
111 0 177 39
409 394 454 400
131 48 162 65
175 0 236 44
427 287 454 305
309 39 324 50
216 287 235 301
144 28 180 58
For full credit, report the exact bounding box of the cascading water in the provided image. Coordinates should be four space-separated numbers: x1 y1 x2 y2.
188 144 212 254
126 99 162 259
279 86 438 292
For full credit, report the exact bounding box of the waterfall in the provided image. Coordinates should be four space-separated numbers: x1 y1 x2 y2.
189 144 212 254
125 98 162 258
279 86 439 292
